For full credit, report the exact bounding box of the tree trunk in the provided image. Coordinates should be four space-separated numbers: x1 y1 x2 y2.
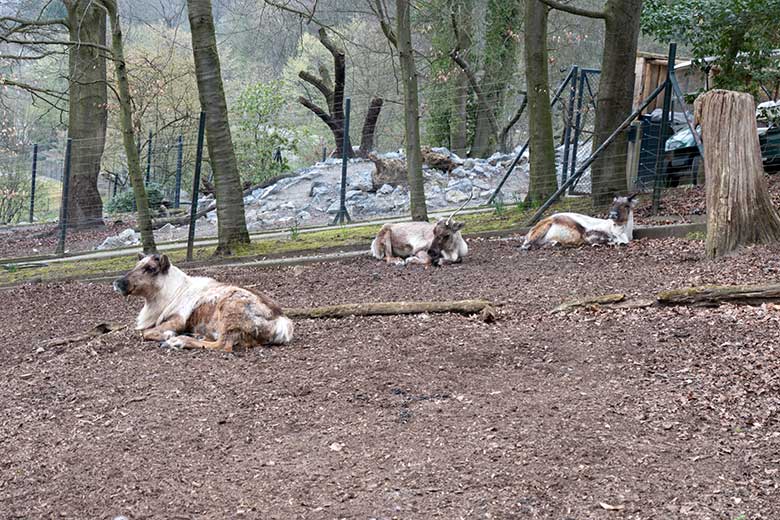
590 0 643 207
524 0 557 204
450 70 469 157
296 28 354 159
64 0 107 229
694 90 780 258
101 0 157 254
471 94 496 158
396 0 428 221
499 96 527 153
358 97 384 158
187 0 250 254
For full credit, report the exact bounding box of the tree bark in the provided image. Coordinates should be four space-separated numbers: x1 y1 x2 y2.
524 0 557 204
358 97 384 158
499 95 526 153
64 0 107 229
694 90 780 258
396 0 428 221
590 0 643 207
100 0 157 254
187 0 250 254
283 299 494 319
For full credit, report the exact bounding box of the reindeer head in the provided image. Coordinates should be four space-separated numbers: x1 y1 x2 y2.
607 194 638 225
428 192 471 266
113 253 172 298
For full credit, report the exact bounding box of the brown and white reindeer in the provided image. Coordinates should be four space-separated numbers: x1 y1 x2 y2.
521 194 638 249
113 254 293 351
370 194 472 267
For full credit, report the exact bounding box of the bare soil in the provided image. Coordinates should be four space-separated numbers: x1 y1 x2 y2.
1 237 779 519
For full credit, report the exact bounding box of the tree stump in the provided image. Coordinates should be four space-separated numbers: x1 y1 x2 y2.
694 90 780 257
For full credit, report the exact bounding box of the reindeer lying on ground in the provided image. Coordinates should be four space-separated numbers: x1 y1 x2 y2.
113 254 293 351
521 194 638 249
371 194 472 267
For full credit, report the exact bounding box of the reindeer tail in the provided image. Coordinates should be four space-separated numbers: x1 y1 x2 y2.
269 316 294 345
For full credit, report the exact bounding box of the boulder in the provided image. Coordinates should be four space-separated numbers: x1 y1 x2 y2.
95 228 140 250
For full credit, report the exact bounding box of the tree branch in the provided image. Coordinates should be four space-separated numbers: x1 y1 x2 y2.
298 70 334 110
536 0 607 20
297 96 337 131
449 50 499 137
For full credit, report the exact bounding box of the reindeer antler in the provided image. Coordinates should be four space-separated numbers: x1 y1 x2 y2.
447 191 474 225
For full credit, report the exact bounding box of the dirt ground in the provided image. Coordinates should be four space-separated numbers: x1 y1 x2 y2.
1 236 779 519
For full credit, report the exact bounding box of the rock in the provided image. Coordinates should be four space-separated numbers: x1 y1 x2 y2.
472 179 491 190
296 210 311 221
377 183 394 195
472 164 485 174
445 178 473 204
310 181 331 197
247 220 266 232
368 152 408 190
326 200 341 214
347 169 374 192
463 158 475 169
450 166 469 178
446 190 472 203
95 228 140 250
345 190 364 201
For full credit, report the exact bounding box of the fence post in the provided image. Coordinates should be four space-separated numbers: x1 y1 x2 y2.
55 138 73 256
145 129 153 185
568 69 587 194
652 43 676 214
174 135 183 208
322 146 327 162
331 97 352 225
29 143 38 223
560 66 578 186
187 112 207 262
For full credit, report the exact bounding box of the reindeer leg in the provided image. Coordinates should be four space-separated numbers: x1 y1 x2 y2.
143 315 186 342
405 250 432 268
161 335 231 352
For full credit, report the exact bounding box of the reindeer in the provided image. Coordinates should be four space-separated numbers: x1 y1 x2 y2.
521 194 638 249
371 194 471 267
113 254 293 351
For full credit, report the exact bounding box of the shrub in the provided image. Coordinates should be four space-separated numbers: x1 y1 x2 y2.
106 183 165 214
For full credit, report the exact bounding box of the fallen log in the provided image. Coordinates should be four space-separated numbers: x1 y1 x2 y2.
283 299 495 320
656 283 780 307
552 293 626 313
45 322 126 348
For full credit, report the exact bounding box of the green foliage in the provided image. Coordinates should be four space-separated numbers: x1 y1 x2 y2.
0 171 30 224
106 183 165 214
642 0 780 95
233 80 300 183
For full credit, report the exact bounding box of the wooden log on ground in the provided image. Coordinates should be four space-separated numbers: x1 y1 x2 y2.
45 322 126 348
284 299 495 320
657 284 780 307
552 293 626 313
694 90 780 258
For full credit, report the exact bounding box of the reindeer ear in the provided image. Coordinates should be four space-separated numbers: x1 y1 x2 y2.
452 221 465 232
137 252 145 261
159 254 171 274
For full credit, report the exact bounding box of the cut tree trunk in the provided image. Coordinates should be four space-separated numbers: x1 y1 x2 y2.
187 0 250 254
283 299 494 319
101 0 157 253
64 0 107 229
397 0 428 221
657 284 780 307
694 89 780 258
524 0 557 204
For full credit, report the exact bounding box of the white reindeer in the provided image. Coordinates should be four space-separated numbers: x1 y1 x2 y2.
371 195 471 267
521 194 637 249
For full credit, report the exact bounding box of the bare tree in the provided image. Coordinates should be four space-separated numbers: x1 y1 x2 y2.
187 0 250 254
539 0 644 207
524 0 557 204
296 27 384 158
396 0 427 221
